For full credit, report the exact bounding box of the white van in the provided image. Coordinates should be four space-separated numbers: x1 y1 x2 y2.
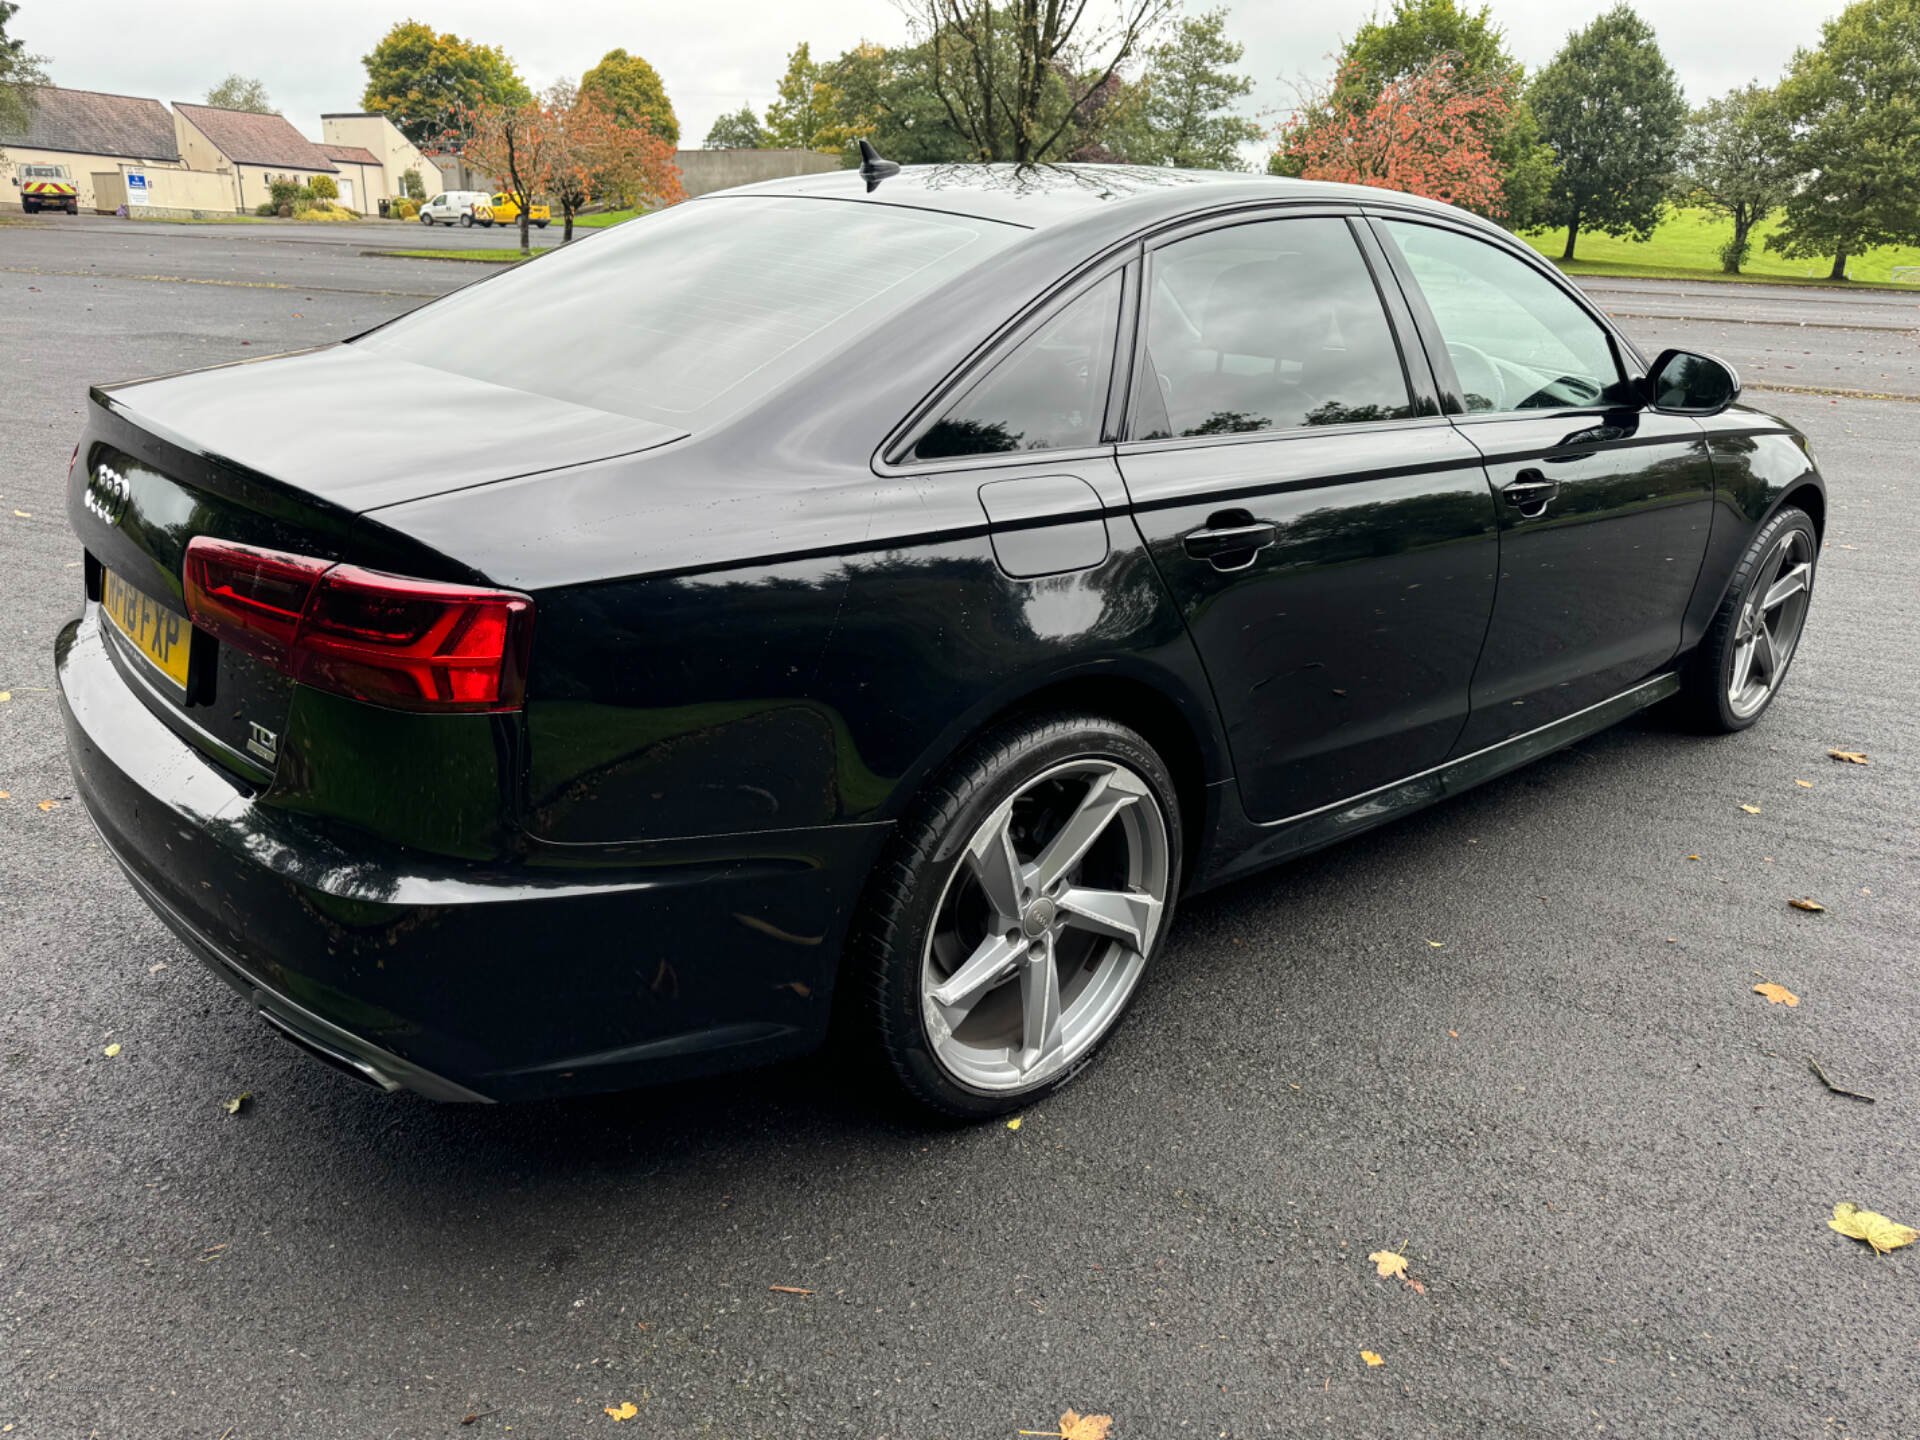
418 191 493 227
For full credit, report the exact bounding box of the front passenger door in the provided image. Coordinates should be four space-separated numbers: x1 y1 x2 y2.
1375 219 1715 752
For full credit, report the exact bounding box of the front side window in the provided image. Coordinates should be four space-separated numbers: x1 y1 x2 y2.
1132 217 1415 441
1383 220 1627 413
915 272 1122 460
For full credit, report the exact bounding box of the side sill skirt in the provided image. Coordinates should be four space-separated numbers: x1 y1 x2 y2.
1198 672 1681 890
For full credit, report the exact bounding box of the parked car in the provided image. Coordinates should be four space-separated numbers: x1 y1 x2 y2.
481 192 550 229
417 190 493 227
57 158 1824 1117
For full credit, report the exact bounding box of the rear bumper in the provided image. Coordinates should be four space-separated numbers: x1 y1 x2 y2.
56 610 891 1101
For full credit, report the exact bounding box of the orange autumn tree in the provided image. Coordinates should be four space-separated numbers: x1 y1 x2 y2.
543 80 684 241
455 98 558 255
1277 59 1510 217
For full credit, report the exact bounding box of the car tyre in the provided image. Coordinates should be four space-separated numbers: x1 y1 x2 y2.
1678 504 1818 733
855 712 1182 1119
535 220 549 229
460 213 473 228
420 213 433 226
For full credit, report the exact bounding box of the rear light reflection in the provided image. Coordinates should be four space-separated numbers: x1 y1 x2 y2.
182 538 532 713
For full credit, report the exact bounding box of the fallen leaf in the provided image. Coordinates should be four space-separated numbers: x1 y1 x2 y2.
1828 1202 1918 1255
1405 1277 1427 1295
768 1285 814 1295
1687 853 1701 861
459 1408 499 1426
1740 804 1762 815
1426 939 1444 948
224 1093 251 1115
1362 1350 1385 1367
103 1043 121 1057
1020 1411 1113 1440
1368 1250 1409 1281
1788 898 1826 913
1448 1030 1458 1038
1006 1116 1022 1131
0 691 10 702
1795 779 1813 788
1828 750 1869 765
38 799 58 811
1754 982 1800 1006
0 791 9 800
12 509 29 518
604 1401 638 1421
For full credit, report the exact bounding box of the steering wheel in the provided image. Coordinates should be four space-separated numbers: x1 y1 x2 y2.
1446 342 1506 413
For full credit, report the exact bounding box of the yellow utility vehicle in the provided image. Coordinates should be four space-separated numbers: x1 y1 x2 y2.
480 192 550 229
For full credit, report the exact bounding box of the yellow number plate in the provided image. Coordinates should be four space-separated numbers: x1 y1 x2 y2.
102 568 192 692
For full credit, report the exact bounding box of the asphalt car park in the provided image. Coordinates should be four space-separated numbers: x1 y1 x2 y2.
2 218 1916 1438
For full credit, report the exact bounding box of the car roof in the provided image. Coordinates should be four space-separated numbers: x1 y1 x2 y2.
700 162 1488 237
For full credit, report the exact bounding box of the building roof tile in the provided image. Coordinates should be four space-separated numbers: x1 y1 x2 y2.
0 86 180 161
173 103 337 171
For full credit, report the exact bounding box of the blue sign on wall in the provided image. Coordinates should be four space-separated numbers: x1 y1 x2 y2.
126 171 149 195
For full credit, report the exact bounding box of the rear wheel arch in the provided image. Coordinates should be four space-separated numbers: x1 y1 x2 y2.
885 669 1223 894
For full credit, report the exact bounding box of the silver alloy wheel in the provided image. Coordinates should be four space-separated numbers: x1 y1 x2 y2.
919 758 1171 1093
1728 526 1815 719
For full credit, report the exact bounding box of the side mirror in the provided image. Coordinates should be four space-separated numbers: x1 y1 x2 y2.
1643 348 1740 416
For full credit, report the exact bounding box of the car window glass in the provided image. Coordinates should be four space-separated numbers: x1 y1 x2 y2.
357 197 1017 429
1132 217 1414 440
915 273 1121 460
1383 220 1625 412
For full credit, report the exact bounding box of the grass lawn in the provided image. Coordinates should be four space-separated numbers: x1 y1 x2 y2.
360 248 551 263
1523 206 1920 290
570 208 654 228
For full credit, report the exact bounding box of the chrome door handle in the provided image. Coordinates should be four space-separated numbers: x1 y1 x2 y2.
1501 471 1559 518
1183 520 1278 570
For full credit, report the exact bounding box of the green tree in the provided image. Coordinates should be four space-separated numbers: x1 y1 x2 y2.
1529 4 1687 259
1120 7 1262 168
704 104 765 148
823 39 980 164
580 48 678 148
1766 0 1920 281
361 20 529 148
1291 0 1554 226
763 42 859 151
204 73 274 113
1 0 49 156
1679 83 1797 273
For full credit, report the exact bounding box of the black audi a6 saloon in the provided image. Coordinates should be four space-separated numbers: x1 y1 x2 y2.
57 160 1825 1117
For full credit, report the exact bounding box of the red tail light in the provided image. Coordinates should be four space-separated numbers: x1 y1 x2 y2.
183 538 533 713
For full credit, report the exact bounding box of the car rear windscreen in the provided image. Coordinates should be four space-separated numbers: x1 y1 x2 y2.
355 196 1019 428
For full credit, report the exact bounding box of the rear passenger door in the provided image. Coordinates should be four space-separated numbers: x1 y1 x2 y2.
1371 218 1715 753
1118 212 1499 825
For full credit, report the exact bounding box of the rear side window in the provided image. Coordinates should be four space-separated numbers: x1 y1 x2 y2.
1131 217 1415 440
357 197 1017 428
1383 220 1626 412
915 273 1121 460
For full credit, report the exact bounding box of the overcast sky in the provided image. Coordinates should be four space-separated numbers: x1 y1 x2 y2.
16 0 1840 155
